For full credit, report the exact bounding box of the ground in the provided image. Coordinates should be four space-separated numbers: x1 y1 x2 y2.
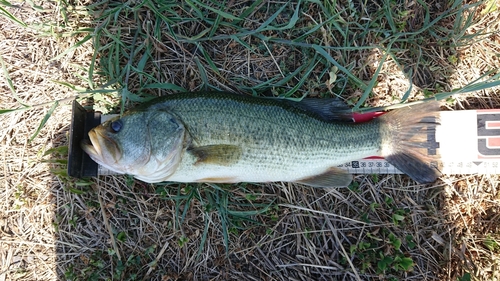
1 0 500 280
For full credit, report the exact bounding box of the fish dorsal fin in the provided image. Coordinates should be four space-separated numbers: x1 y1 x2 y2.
282 98 353 122
295 167 352 187
188 144 242 166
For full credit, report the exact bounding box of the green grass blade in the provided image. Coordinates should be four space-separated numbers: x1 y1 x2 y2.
415 0 430 26
293 12 342 42
130 66 157 82
174 186 202 226
197 209 211 257
357 72 500 113
0 0 15 7
188 0 241 21
88 32 101 89
142 83 187 92
240 63 307 93
0 3 26 27
0 53 29 107
26 0 44 12
0 107 31 114
51 80 87 92
256 0 301 32
383 0 397 33
194 56 210 90
196 43 221 75
136 48 151 73
282 55 319 97
436 80 500 99
313 44 367 91
122 88 153 103
77 88 119 95
229 35 255 52
182 0 204 21
233 0 262 24
50 34 92 61
255 2 289 31
215 190 230 254
209 13 223 38
354 48 389 109
29 101 59 142
400 69 413 103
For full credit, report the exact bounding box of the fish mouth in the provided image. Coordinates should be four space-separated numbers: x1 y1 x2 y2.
81 138 98 158
81 130 101 160
81 129 121 166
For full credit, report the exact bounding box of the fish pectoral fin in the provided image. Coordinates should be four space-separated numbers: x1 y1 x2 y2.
296 167 352 188
188 144 242 166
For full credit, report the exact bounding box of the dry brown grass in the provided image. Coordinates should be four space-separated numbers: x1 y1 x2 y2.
1 0 500 280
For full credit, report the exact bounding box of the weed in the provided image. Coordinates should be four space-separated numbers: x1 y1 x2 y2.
348 229 415 274
483 235 500 252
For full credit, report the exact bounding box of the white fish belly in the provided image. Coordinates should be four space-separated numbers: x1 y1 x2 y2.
166 145 380 183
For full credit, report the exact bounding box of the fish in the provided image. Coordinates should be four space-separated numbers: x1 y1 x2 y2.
81 92 441 187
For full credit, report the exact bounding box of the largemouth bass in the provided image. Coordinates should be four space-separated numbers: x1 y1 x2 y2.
81 92 441 187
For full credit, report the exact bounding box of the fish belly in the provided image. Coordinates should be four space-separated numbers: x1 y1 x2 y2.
166 138 380 184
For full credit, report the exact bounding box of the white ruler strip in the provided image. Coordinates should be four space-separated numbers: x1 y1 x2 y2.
336 159 402 174
97 109 500 175
338 109 500 174
336 159 500 174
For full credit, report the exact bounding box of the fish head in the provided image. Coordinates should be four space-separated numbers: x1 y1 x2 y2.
81 110 186 182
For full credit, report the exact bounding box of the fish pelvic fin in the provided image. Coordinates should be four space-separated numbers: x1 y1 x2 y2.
296 167 352 187
379 102 442 184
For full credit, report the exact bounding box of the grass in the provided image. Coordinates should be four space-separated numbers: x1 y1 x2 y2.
0 0 500 280
64 0 496 107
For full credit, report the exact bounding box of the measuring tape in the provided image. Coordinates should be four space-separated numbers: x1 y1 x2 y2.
339 110 500 175
68 101 500 178
337 158 500 175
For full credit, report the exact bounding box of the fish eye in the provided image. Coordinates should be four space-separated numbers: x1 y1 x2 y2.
110 120 123 133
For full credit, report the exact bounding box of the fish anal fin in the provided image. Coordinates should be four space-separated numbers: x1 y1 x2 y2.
188 144 242 166
296 167 352 187
385 152 440 183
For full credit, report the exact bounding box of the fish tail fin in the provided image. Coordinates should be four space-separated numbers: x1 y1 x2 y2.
379 102 441 183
